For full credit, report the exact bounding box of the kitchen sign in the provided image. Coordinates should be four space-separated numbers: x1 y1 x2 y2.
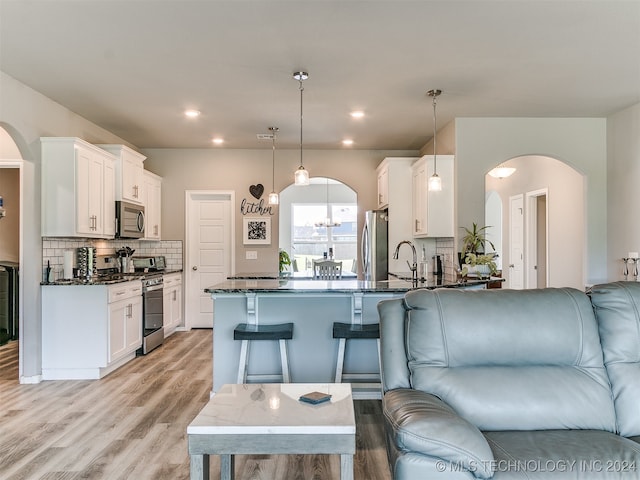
240 183 275 216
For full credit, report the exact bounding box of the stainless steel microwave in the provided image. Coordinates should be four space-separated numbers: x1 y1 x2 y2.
116 201 145 238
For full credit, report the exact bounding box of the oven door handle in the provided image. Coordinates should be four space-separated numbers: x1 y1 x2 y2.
143 284 164 292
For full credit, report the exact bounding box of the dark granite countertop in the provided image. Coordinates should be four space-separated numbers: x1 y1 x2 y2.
42 269 183 286
228 271 357 280
206 274 500 294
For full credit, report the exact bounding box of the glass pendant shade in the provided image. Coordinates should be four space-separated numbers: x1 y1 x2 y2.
428 173 442 191
294 166 309 186
268 191 279 205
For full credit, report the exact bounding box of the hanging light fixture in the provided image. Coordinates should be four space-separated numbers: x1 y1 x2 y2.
268 126 279 205
315 178 342 228
427 89 443 192
293 71 310 186
488 163 516 179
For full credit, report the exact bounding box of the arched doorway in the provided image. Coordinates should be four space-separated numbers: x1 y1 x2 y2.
278 177 358 275
0 126 24 380
485 155 585 289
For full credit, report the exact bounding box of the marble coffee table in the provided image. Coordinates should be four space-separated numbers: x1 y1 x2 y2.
187 383 356 480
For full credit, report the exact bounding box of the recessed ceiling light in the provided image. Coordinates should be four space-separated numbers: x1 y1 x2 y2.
212 137 224 145
185 109 201 118
350 111 365 119
342 139 354 146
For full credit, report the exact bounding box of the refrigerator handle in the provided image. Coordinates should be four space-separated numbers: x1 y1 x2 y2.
361 222 369 276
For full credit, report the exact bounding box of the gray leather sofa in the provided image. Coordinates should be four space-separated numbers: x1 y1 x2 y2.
378 283 640 479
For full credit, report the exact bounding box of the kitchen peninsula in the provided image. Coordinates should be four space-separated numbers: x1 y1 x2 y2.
206 274 499 399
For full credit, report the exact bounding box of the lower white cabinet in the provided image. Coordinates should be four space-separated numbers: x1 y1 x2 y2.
108 282 143 363
163 272 183 336
42 281 143 380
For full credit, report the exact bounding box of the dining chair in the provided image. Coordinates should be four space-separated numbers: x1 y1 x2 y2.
313 260 343 280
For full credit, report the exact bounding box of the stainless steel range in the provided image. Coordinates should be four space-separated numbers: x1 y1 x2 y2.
133 256 166 355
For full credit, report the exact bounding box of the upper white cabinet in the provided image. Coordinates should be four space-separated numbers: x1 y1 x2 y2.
142 170 162 240
376 157 418 272
41 137 116 238
376 162 390 208
412 155 454 238
97 144 146 205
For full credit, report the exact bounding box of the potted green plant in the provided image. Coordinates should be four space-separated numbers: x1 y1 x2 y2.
461 252 498 278
279 249 292 274
461 222 495 255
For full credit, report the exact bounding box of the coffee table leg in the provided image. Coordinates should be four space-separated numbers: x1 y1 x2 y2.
220 454 234 480
190 454 210 480
340 454 353 480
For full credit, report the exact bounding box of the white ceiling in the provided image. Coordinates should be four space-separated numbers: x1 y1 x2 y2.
1 0 639 150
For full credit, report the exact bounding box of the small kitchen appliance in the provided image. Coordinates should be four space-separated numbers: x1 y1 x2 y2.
115 201 145 239
77 247 96 280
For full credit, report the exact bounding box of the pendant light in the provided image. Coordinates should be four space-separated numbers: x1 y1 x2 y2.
293 71 310 186
427 89 443 192
268 126 279 205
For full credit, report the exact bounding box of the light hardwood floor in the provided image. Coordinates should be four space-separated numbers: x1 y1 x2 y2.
0 331 392 480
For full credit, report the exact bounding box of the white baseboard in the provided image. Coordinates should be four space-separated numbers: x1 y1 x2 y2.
20 374 43 384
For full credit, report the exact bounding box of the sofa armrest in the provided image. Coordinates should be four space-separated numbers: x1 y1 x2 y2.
383 389 495 479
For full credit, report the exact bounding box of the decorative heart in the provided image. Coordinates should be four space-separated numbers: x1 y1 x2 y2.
249 184 264 199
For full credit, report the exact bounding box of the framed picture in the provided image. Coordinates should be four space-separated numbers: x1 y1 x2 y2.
243 217 271 245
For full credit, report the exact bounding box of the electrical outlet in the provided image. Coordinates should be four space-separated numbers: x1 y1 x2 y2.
246 251 258 260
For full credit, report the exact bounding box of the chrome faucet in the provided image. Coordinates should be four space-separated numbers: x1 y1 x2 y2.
393 240 418 284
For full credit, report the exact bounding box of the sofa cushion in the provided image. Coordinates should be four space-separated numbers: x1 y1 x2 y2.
404 288 617 432
486 430 640 479
590 281 640 438
384 389 495 479
378 298 412 391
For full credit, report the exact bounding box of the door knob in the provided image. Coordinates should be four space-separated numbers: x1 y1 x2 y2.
192 266 198 271
509 264 515 268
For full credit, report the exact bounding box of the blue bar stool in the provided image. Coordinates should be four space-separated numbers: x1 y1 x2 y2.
234 323 294 384
332 322 381 384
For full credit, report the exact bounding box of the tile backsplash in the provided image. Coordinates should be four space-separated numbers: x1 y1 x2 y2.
43 238 183 279
435 237 456 277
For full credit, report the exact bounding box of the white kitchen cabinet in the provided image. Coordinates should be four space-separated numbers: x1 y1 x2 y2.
41 137 116 238
163 272 182 336
108 281 143 364
41 280 142 380
376 162 389 208
143 170 162 240
98 144 146 205
376 157 418 273
103 157 116 237
412 155 454 238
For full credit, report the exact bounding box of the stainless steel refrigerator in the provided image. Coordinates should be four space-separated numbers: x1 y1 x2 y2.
361 209 388 281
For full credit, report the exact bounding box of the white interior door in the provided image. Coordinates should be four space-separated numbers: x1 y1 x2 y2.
185 191 234 329
525 189 548 288
509 194 524 289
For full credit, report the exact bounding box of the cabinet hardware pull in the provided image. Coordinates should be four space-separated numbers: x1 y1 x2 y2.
173 291 176 301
